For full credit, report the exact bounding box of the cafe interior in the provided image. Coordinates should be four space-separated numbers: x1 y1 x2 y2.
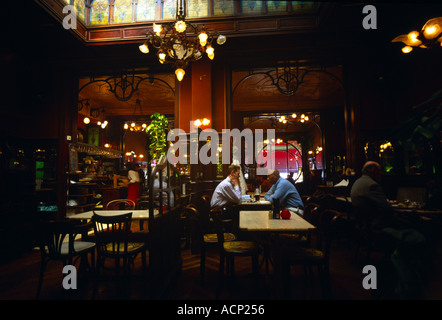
1 0 442 301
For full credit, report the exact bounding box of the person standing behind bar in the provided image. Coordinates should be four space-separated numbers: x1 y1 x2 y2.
265 169 304 215
126 162 141 205
210 165 242 208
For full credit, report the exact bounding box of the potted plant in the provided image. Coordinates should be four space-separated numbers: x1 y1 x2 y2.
146 113 168 163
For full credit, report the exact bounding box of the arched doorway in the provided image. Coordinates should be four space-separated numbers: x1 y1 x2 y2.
231 64 345 189
76 72 175 160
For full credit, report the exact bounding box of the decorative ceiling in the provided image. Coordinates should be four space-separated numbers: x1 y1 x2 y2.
44 0 339 121
78 72 176 118
232 65 344 112
34 0 326 44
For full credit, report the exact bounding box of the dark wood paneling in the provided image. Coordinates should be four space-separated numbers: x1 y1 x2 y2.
88 29 123 41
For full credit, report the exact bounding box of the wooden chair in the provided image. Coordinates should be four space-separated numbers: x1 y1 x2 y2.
92 212 147 294
105 199 136 210
185 204 236 285
36 219 96 299
279 202 323 247
281 209 342 299
201 194 211 207
209 207 262 299
353 206 377 263
136 200 150 230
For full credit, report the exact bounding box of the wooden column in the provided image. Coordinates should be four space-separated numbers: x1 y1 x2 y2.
176 59 226 184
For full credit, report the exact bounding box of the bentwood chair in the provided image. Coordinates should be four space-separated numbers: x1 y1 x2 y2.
185 204 237 285
36 219 96 299
209 207 262 299
136 200 150 231
105 199 136 210
279 203 323 247
281 209 342 299
92 212 147 295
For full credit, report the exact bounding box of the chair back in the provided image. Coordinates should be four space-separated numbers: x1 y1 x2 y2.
92 212 133 257
303 202 323 226
208 207 227 250
39 220 75 261
317 209 342 261
106 199 136 210
197 195 215 233
137 200 150 210
184 204 199 222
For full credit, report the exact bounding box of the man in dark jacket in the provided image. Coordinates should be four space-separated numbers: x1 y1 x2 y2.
351 161 393 232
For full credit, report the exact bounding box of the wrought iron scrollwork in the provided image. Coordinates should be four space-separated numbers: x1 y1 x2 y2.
232 63 344 98
79 71 175 102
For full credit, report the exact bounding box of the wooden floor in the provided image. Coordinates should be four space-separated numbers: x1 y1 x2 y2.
1 232 442 301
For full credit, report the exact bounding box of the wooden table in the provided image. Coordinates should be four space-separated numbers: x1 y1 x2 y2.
392 206 442 218
68 209 160 221
235 199 272 211
239 210 315 232
239 210 316 298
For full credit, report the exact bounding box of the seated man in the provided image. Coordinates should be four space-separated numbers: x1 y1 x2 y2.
210 165 242 208
350 161 394 232
351 161 428 250
264 169 304 215
351 161 427 298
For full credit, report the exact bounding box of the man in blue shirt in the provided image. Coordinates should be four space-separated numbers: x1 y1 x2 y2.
264 169 304 215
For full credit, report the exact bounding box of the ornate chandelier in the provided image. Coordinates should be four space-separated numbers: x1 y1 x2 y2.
392 17 442 53
138 0 226 81
123 98 147 132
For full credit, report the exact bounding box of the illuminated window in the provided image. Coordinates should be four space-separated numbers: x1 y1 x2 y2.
90 0 110 25
213 0 234 16
292 1 316 11
162 0 176 20
242 0 262 14
73 0 86 22
257 141 304 181
187 0 208 18
267 1 287 13
137 0 157 21
114 0 133 23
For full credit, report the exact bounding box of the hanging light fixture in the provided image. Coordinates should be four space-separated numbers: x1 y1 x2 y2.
138 0 226 81
123 97 148 132
392 17 442 53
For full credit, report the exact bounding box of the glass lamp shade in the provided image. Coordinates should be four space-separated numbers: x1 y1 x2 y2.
407 31 422 46
402 46 413 53
175 68 185 81
422 17 442 39
158 51 166 63
217 34 226 45
199 31 208 47
206 45 214 59
83 117 90 124
153 23 163 35
139 43 149 54
392 33 421 47
175 20 187 33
